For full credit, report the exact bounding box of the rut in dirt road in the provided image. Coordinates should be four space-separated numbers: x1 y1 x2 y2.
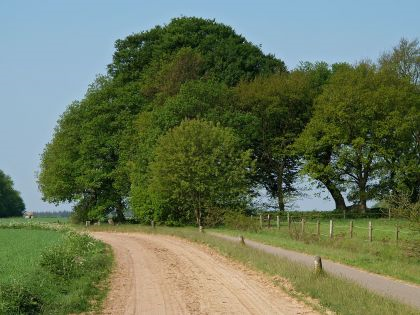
93 232 319 315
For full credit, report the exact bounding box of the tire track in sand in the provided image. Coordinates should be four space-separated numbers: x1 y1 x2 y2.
93 232 319 315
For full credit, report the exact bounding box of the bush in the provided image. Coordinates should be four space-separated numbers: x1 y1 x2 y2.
40 232 101 279
0 282 43 315
224 212 261 232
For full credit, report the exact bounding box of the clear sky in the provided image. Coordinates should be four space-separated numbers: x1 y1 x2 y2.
0 0 419 212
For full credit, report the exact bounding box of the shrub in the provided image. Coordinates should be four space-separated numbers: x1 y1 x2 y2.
40 232 100 279
0 282 43 315
224 212 261 232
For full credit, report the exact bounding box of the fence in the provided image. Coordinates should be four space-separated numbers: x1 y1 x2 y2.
251 213 415 243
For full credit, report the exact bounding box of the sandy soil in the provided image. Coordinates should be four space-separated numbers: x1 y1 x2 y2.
92 232 318 315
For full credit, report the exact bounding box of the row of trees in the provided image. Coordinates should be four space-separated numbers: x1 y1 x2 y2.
38 17 419 225
0 169 25 217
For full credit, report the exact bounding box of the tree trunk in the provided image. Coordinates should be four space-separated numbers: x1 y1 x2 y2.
115 201 126 222
323 179 347 210
277 165 285 211
359 183 367 213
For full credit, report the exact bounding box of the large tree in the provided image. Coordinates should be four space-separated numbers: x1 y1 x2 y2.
0 170 25 217
234 71 314 211
297 62 419 211
39 17 286 222
39 77 145 221
148 119 253 226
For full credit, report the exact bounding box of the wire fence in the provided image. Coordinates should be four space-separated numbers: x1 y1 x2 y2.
248 213 418 243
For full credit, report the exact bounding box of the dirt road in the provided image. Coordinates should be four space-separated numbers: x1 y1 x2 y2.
93 232 318 315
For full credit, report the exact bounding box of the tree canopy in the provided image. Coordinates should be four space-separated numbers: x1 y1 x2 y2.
38 16 419 222
0 170 25 218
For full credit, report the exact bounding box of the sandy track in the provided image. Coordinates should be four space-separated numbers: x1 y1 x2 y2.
92 232 318 315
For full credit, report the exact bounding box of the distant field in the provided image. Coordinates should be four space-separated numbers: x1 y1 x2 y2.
0 216 68 224
211 217 420 285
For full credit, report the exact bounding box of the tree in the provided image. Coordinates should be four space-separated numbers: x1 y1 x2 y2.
0 170 25 217
148 119 254 226
297 62 419 211
379 38 420 85
235 71 313 211
38 77 145 221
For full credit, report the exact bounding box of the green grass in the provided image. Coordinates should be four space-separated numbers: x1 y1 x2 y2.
210 217 420 285
86 224 419 315
0 224 112 314
0 229 63 283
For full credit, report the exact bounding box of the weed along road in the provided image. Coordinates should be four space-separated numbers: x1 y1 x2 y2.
92 232 319 315
211 233 420 310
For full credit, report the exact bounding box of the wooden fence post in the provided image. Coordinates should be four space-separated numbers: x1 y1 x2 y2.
268 214 271 228
301 218 305 235
368 221 372 242
314 256 323 274
316 220 320 238
343 209 346 219
259 215 263 229
276 215 280 229
287 213 291 231
329 220 334 239
396 225 400 243
350 220 353 238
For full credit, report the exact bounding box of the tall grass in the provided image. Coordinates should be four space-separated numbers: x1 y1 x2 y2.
0 225 112 314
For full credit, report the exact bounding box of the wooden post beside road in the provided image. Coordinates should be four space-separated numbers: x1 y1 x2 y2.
301 218 305 235
287 213 291 231
396 225 400 243
314 256 323 274
368 221 372 242
268 214 271 228
276 215 280 229
259 215 263 229
350 220 353 238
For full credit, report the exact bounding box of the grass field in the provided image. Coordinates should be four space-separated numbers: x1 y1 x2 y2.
0 222 112 314
86 224 419 315
210 217 420 285
0 229 63 283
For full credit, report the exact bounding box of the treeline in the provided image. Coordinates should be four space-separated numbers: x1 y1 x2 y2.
0 169 25 217
38 17 420 225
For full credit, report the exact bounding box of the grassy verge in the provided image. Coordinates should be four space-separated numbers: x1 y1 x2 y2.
0 223 112 314
87 224 418 315
209 218 420 285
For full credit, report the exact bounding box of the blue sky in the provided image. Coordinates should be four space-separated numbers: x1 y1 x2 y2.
0 0 418 212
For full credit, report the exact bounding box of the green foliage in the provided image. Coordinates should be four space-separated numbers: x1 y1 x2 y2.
109 17 285 85
148 119 254 226
235 71 314 210
0 227 112 314
224 212 261 232
296 62 420 211
39 17 285 222
0 170 25 218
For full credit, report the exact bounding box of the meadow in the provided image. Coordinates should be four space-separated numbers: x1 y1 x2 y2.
0 220 112 314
